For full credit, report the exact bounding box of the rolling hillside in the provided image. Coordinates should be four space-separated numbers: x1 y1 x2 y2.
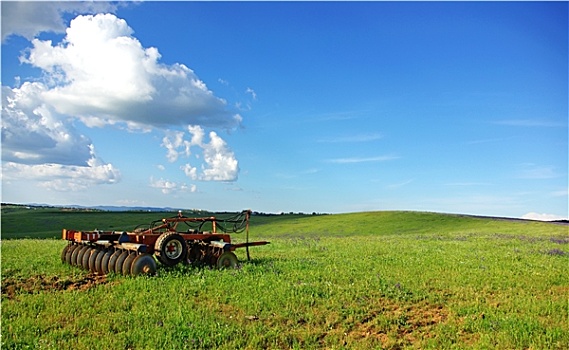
2 206 568 349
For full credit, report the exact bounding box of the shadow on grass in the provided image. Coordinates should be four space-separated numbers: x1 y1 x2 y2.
154 256 279 277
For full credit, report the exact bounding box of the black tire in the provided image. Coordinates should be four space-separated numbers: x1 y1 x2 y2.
155 233 187 267
115 251 130 274
216 251 239 269
107 250 122 273
131 254 157 276
122 253 137 275
100 250 113 275
82 248 94 269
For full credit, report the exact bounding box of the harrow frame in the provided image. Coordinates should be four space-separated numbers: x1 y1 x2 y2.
61 210 269 276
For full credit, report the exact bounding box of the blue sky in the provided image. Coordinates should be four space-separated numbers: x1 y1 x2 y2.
1 1 567 220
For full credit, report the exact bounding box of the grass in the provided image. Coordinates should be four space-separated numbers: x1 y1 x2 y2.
1 209 568 349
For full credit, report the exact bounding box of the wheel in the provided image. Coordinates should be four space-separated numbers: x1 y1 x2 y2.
131 254 157 276
115 251 130 274
154 233 187 267
217 252 239 269
61 245 71 263
100 250 113 275
122 253 137 275
82 247 94 269
107 250 122 273
65 245 79 264
89 249 102 272
75 245 89 267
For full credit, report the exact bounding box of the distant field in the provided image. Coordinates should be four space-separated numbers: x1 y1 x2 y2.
1 207 568 349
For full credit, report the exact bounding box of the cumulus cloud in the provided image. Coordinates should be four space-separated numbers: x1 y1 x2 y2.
162 130 191 163
200 131 239 181
20 13 241 130
521 212 568 221
3 11 242 193
162 125 239 182
1 84 92 165
1 83 120 189
2 147 121 192
150 177 197 195
1 1 122 42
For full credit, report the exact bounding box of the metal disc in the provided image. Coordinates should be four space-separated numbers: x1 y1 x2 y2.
82 247 94 269
88 249 101 272
75 246 89 267
107 250 122 273
216 251 239 269
61 245 71 263
94 249 107 274
131 254 157 276
122 253 137 275
65 245 79 265
115 251 130 274
70 245 83 266
100 250 113 275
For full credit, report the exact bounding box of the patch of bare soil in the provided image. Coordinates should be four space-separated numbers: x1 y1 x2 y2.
348 298 449 347
1 273 110 299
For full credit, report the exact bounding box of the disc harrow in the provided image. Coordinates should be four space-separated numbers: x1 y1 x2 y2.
61 210 269 276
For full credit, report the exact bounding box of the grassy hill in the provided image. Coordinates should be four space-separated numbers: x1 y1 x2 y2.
1 209 568 349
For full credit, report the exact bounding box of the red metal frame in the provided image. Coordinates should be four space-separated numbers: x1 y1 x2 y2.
62 210 269 255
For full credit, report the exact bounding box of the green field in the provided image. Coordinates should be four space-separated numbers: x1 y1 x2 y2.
1 206 568 349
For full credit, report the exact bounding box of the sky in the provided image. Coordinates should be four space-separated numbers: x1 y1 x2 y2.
1 1 567 220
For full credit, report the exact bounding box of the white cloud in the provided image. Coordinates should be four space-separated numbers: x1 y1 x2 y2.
2 148 121 192
246 87 257 100
183 184 198 193
1 81 120 191
18 13 241 130
163 125 239 181
200 131 239 181
181 164 198 180
160 126 239 182
3 12 242 192
1 1 122 42
2 83 96 166
521 212 568 221
150 178 178 195
188 125 205 147
162 131 191 163
150 177 197 195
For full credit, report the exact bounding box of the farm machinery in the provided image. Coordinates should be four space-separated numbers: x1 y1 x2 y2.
61 210 269 276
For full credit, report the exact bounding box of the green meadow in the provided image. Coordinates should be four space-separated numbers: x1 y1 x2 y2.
1 207 568 349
